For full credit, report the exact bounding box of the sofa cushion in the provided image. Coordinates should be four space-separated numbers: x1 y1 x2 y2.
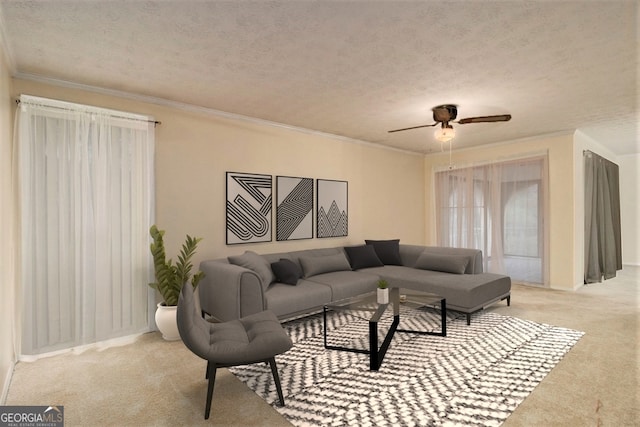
228 251 275 289
365 239 402 265
265 280 333 318
299 253 352 278
306 270 380 301
414 252 469 274
344 245 384 270
271 258 302 285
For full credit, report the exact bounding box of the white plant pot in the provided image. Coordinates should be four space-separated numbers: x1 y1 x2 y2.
377 288 389 304
155 303 181 341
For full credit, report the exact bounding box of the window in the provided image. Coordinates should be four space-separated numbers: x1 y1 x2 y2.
435 156 548 284
503 182 540 257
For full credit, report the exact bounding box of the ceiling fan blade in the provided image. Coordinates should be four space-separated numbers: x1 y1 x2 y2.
457 114 512 124
388 123 437 133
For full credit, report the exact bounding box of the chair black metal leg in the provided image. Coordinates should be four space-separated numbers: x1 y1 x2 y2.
507 295 511 306
466 313 471 325
268 357 285 407
204 362 217 419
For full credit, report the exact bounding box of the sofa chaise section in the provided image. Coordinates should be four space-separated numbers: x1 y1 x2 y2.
363 265 511 324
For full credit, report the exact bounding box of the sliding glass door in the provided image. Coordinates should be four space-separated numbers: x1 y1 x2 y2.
435 156 548 285
16 95 155 356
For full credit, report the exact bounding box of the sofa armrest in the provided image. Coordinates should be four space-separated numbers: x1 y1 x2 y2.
198 260 266 322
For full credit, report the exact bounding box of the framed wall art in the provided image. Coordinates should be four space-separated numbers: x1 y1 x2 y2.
276 176 314 241
226 172 272 244
316 179 348 238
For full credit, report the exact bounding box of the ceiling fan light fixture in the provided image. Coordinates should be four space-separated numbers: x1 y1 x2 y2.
435 125 455 143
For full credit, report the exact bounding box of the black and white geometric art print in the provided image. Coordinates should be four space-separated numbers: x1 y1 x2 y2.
276 176 314 241
317 179 348 238
226 172 272 245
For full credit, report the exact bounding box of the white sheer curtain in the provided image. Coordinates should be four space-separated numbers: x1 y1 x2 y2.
435 155 548 285
16 95 155 356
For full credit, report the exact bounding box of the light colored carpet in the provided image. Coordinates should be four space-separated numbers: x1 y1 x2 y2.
5 266 639 426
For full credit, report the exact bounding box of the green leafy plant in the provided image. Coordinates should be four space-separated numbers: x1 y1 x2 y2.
148 224 205 306
377 279 389 289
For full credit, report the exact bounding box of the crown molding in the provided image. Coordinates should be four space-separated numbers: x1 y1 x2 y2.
425 129 575 159
14 72 423 157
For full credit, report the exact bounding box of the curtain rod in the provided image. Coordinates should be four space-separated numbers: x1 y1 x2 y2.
15 98 161 127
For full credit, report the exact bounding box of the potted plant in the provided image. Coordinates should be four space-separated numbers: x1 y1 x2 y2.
148 224 205 340
377 279 389 304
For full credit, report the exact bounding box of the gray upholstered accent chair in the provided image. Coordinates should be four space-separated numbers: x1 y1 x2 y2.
177 282 293 419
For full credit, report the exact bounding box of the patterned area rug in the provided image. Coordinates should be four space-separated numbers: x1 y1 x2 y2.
230 308 584 426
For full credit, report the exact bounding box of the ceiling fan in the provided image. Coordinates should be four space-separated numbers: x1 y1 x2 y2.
388 104 511 142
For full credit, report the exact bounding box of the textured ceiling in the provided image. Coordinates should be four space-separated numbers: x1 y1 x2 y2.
0 1 637 154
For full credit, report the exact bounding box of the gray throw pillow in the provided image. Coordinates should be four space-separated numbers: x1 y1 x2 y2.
271 259 302 286
299 253 352 278
365 239 402 265
228 251 275 289
344 245 384 269
414 252 469 274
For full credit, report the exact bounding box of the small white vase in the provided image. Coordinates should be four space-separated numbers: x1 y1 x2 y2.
377 288 389 304
155 303 181 341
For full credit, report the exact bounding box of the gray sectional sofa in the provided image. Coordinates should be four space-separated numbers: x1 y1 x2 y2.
198 240 511 325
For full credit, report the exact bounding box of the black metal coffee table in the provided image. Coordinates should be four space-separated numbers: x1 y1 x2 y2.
323 287 446 370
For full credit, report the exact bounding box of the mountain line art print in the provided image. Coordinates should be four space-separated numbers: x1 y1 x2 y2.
317 179 348 238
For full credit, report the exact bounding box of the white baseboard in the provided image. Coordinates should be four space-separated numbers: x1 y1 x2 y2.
17 331 150 363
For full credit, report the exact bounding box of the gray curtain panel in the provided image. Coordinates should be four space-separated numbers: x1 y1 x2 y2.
584 151 622 283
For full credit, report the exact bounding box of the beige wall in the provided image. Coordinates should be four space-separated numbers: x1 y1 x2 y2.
424 133 578 290
0 40 15 401
154 103 426 261
619 154 640 265
11 77 426 277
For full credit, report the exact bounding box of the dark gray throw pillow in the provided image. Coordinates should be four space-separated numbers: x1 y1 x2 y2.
271 259 302 286
365 239 402 265
414 252 469 274
344 245 384 270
